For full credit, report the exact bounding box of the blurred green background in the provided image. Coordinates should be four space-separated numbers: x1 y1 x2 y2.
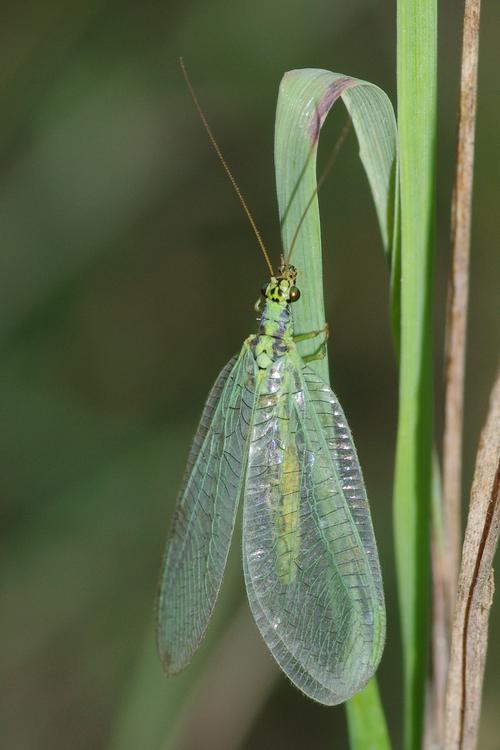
1 1 498 749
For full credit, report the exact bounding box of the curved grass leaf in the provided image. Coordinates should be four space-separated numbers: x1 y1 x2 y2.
274 67 398 750
275 68 399 382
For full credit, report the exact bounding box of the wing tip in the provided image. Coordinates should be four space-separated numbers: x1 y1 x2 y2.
157 641 188 677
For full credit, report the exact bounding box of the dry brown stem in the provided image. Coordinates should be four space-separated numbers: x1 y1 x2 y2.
442 0 482 618
444 369 500 750
429 2 483 745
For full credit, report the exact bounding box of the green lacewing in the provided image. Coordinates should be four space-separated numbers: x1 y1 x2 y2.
156 61 385 705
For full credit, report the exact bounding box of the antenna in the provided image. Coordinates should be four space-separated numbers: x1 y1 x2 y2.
286 117 352 264
179 58 274 277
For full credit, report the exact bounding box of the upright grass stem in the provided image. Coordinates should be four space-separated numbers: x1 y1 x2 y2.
395 0 437 748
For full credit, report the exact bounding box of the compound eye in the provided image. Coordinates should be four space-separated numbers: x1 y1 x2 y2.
261 283 268 297
289 286 301 302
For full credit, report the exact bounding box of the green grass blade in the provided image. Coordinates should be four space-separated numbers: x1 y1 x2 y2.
346 678 392 750
395 1 437 748
274 67 397 750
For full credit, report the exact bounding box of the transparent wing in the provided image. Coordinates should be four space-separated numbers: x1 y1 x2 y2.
243 356 385 704
157 347 257 674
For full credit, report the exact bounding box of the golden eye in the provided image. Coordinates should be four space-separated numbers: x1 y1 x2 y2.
289 286 301 302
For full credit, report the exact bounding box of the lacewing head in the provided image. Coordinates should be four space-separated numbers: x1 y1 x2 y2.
261 263 301 304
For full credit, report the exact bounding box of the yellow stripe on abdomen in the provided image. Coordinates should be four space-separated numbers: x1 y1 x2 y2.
275 445 301 584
